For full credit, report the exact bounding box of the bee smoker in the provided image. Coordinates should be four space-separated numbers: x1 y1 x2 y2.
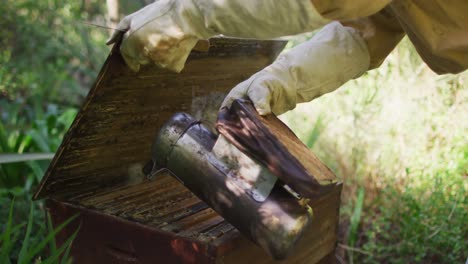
147 112 313 260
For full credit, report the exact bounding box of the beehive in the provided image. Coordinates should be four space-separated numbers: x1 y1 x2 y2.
34 38 342 264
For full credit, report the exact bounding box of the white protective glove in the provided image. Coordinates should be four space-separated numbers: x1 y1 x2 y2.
107 0 329 72
221 22 371 115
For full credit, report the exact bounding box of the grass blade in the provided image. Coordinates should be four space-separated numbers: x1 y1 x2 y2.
0 122 10 152
0 222 26 264
347 187 365 264
0 199 16 263
28 130 51 153
348 187 365 247
60 231 77 264
20 213 79 264
44 224 81 264
306 115 324 148
17 202 34 263
26 161 45 184
47 213 58 258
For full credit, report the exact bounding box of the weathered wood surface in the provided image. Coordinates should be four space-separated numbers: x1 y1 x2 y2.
260 114 337 185
217 99 337 199
34 38 286 201
37 38 341 263
48 177 341 263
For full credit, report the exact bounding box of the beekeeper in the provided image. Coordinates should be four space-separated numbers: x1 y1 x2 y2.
108 0 468 115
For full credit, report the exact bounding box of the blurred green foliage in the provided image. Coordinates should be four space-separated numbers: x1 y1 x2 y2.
0 0 109 104
1 0 109 194
0 104 77 194
282 37 467 263
1 0 111 262
0 198 79 264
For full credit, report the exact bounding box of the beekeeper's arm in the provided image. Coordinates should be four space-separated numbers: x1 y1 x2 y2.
222 7 406 115
107 0 331 72
108 0 403 114
107 0 395 72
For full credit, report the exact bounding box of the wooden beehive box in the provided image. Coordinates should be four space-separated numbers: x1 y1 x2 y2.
34 38 342 264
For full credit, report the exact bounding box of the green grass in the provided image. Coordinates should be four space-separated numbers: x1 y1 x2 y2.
0 198 80 263
281 37 468 263
0 0 111 261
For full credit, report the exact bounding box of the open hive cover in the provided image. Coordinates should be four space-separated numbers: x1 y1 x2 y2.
34 38 287 201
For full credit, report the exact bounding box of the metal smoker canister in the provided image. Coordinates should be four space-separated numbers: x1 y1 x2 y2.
150 113 313 259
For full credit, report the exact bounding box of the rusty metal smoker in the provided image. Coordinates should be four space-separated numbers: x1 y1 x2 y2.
147 111 314 260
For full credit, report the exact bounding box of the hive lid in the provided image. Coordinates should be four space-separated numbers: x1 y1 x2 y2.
217 100 337 198
34 38 287 201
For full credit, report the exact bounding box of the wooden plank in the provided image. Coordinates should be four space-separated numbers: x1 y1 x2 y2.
34 38 286 200
47 179 341 263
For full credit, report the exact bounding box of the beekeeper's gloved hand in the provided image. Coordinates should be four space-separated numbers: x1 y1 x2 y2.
106 0 328 72
221 22 371 116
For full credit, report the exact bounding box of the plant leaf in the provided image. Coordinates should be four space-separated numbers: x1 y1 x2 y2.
349 187 365 247
0 199 19 263
44 224 81 264
28 130 51 153
18 202 34 263
0 122 10 152
26 161 46 183
47 213 58 258
0 198 14 263
20 213 79 264
306 115 324 148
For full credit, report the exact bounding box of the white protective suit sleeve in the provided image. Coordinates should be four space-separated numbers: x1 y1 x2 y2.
107 0 329 72
221 22 371 115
